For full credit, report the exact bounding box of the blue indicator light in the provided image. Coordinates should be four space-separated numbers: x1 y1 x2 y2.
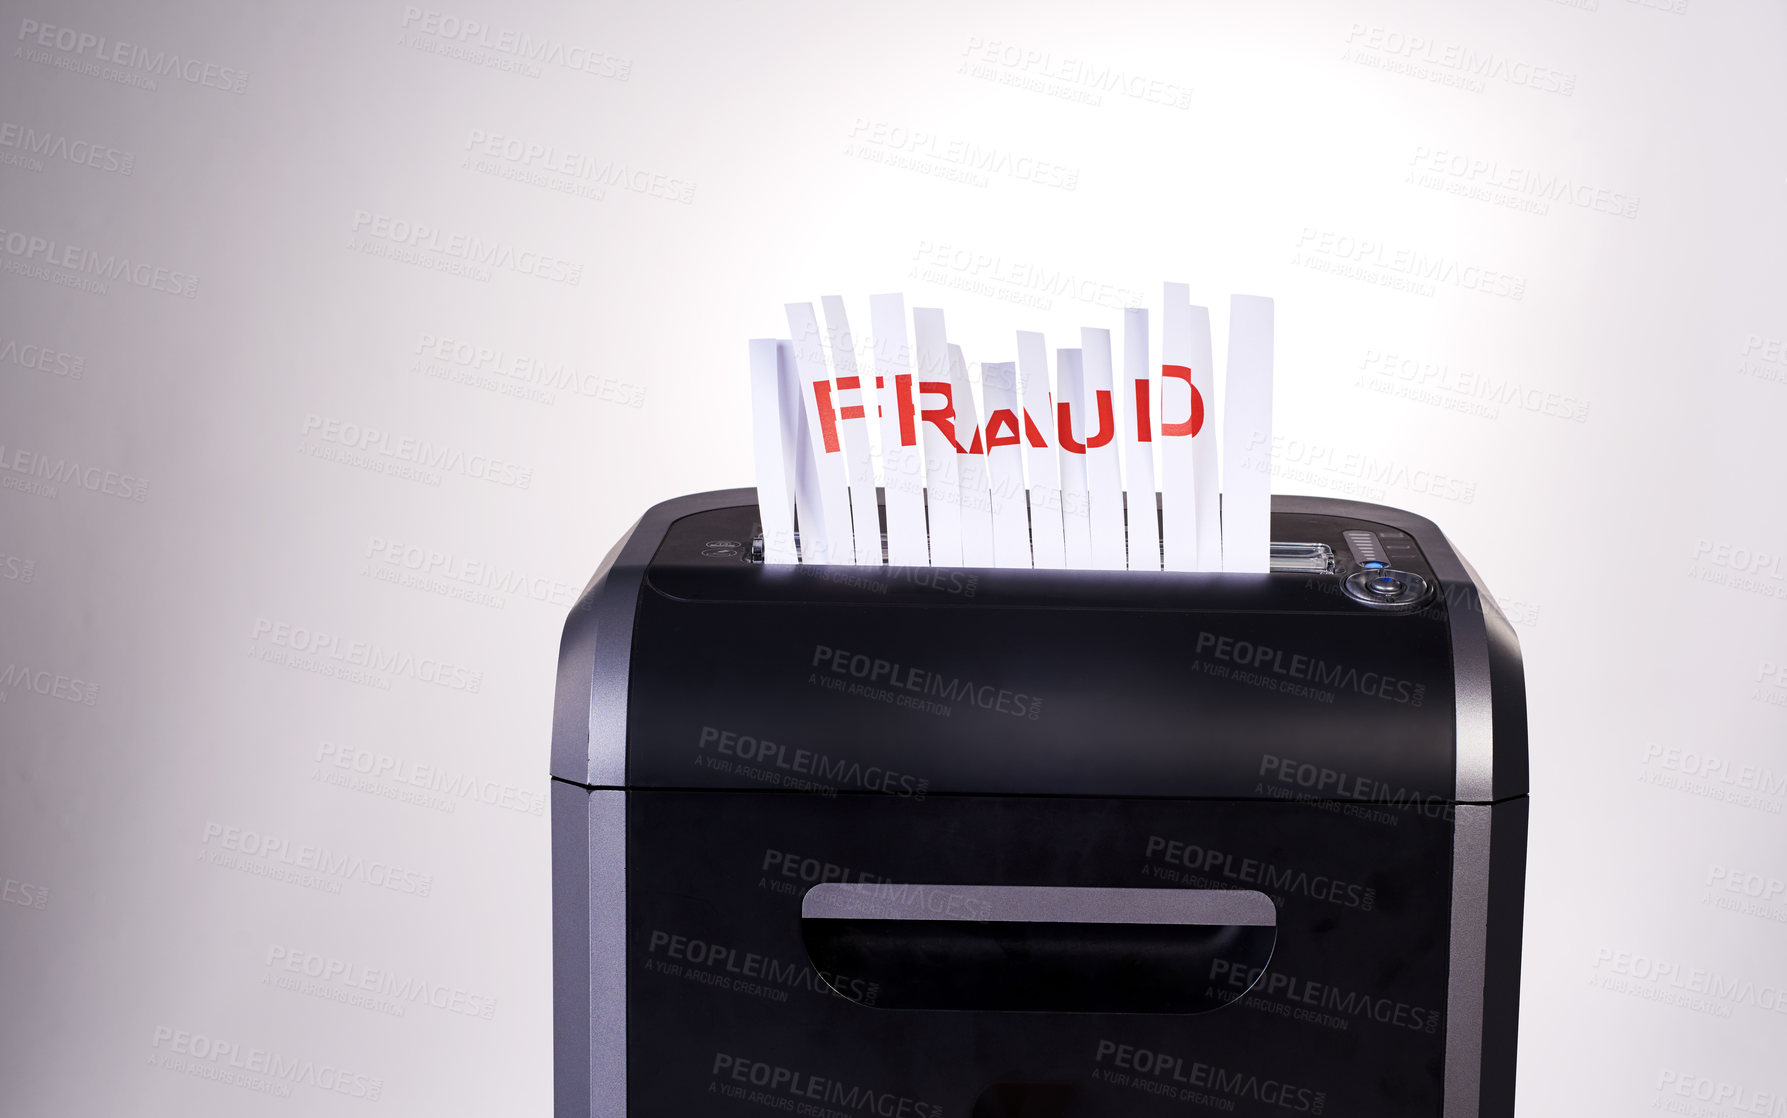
1362 561 1388 569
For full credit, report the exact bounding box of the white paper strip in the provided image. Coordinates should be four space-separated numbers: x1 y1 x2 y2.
911 307 963 567
1189 302 1222 572
782 339 830 560
1079 327 1126 571
979 361 1031 567
785 302 857 564
1160 283 1218 572
949 343 995 567
749 339 798 563
1055 347 1093 568
821 296 882 565
1159 286 1198 572
1015 331 1066 570
1221 295 1275 573
868 293 928 567
1122 308 1160 571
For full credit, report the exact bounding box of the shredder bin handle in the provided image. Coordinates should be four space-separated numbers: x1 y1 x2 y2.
800 884 1277 1014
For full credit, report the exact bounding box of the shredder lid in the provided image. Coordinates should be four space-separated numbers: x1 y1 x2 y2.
551 490 1528 805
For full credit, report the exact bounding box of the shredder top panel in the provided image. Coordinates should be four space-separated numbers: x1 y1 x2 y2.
551 490 1527 804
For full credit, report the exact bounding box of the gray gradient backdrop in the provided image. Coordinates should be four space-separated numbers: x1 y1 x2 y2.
3 0 1785 1114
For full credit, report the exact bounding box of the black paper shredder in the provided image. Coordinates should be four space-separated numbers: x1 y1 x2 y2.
551 489 1527 1118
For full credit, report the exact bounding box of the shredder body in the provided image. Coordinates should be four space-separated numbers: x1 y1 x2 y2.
550 490 1529 1118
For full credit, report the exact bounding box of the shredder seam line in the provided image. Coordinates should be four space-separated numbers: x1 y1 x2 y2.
549 775 1525 807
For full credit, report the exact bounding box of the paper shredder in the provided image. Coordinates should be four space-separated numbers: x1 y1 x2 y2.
551 489 1527 1117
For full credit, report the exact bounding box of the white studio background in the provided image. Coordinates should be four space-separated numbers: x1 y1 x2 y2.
2 0 1783 1114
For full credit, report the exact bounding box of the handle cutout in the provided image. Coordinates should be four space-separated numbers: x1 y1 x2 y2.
800 884 1276 1014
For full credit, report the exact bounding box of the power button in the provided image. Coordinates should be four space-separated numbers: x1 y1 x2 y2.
1342 568 1431 611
